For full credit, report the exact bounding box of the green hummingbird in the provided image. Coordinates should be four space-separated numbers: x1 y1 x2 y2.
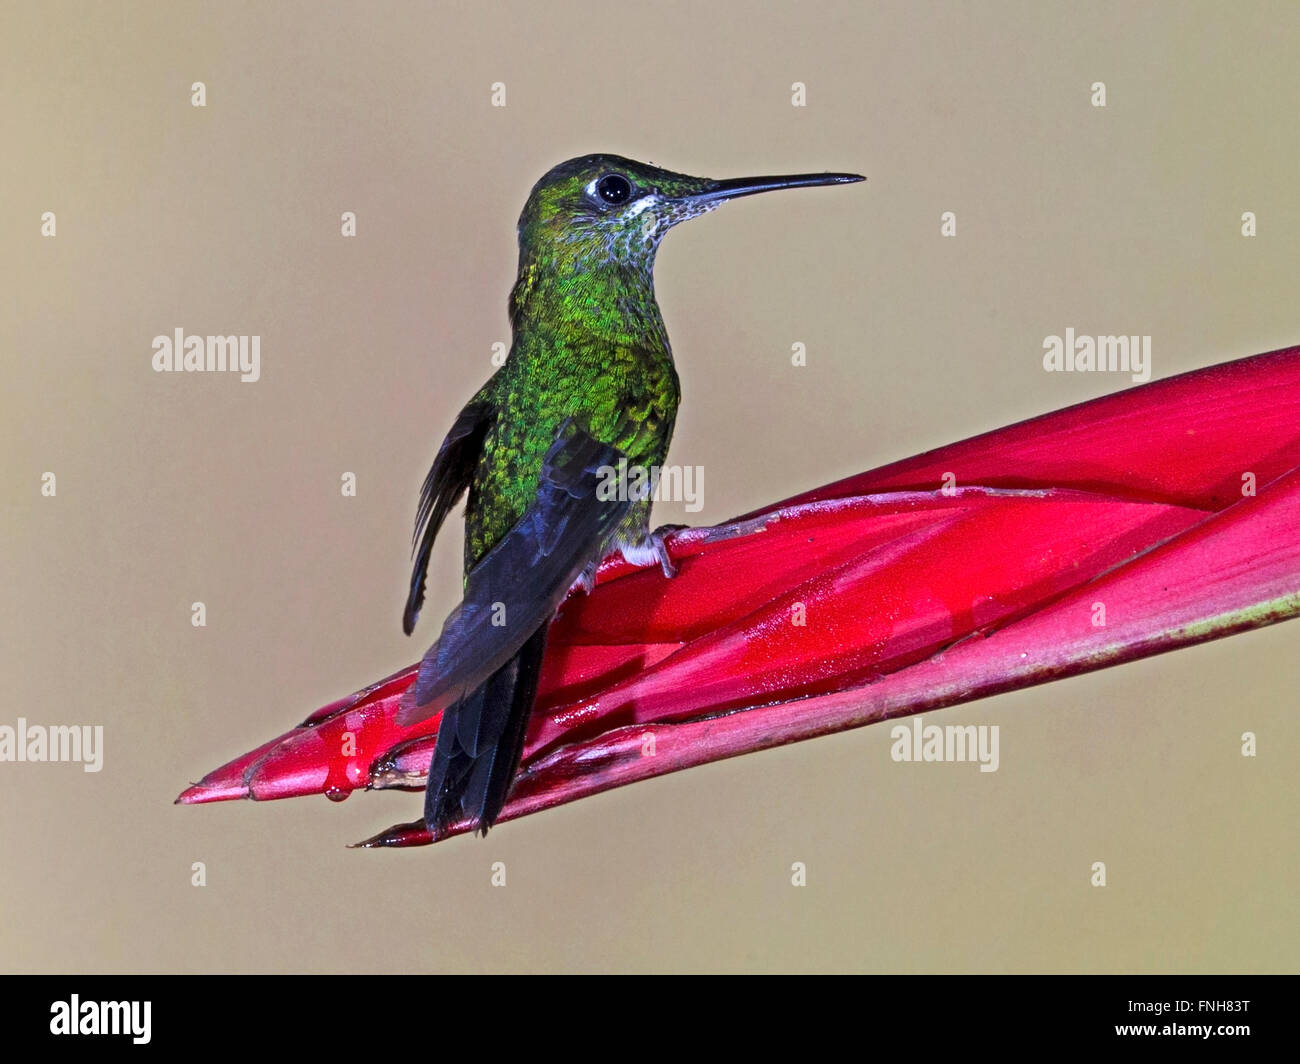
397 154 863 837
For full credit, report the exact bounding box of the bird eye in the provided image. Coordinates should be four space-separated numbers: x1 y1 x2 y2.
594 174 633 205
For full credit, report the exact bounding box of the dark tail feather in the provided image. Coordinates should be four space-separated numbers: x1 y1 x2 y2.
423 624 549 837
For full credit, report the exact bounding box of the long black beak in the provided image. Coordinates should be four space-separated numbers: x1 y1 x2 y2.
688 172 865 205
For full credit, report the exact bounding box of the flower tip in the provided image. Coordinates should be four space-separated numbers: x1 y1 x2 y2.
175 779 250 804
351 819 433 849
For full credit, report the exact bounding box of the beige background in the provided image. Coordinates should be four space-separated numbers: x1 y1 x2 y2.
2 0 1297 972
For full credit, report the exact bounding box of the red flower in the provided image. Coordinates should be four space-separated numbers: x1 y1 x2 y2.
178 346 1300 846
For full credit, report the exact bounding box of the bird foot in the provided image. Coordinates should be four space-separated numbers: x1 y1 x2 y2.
650 526 679 578
618 525 681 578
574 527 682 597
574 562 598 595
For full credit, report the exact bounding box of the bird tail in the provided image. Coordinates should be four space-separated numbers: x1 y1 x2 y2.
423 624 549 837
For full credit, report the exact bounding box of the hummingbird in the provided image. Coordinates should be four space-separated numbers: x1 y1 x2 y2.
397 154 863 838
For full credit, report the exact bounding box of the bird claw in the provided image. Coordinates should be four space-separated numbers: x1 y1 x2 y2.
651 527 678 579
571 527 681 597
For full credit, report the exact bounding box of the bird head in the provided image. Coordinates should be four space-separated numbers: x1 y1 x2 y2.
515 153 864 272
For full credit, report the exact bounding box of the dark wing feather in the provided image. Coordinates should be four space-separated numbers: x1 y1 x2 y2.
402 399 493 635
397 420 632 726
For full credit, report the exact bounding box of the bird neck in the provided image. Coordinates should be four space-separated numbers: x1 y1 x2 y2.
509 244 670 354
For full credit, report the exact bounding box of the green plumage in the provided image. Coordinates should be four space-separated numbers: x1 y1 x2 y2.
461 156 706 570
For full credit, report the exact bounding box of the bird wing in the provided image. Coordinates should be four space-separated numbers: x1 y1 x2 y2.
397 419 632 726
402 397 494 635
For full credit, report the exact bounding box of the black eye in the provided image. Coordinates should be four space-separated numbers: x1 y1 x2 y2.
595 174 633 205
